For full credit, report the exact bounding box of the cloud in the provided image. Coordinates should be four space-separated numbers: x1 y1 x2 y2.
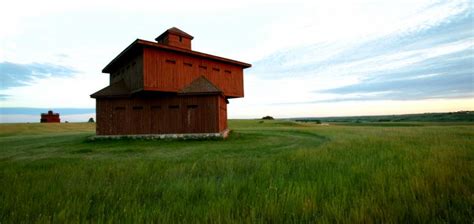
0 61 77 89
55 53 69 58
317 43 474 100
0 94 9 100
249 1 473 103
318 74 473 102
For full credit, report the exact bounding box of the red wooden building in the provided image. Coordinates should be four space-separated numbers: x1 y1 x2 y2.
40 110 60 123
91 27 251 137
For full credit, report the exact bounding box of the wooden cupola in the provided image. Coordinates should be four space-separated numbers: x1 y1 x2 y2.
155 27 194 50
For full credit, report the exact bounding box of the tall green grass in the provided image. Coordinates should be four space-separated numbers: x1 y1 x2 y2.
0 121 473 222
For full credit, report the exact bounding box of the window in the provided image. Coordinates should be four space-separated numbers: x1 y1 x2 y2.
115 106 125 110
224 70 231 74
166 59 176 64
184 62 193 67
151 105 161 109
199 65 207 70
187 105 198 109
179 36 182 42
132 106 143 110
169 105 180 109
212 68 220 72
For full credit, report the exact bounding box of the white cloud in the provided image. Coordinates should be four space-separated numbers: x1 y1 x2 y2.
1 73 106 108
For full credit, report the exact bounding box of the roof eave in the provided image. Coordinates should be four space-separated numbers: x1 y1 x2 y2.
90 94 130 99
102 39 140 73
102 38 252 74
138 39 252 68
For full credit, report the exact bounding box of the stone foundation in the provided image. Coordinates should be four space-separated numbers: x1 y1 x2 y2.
89 129 230 140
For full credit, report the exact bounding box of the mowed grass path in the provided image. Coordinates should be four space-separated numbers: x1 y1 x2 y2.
0 121 473 223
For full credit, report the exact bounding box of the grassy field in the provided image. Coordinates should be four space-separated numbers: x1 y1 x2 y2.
0 120 473 223
294 111 474 123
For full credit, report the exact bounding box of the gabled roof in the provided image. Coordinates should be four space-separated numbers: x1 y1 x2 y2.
90 80 130 98
102 39 251 73
155 27 194 41
178 76 222 95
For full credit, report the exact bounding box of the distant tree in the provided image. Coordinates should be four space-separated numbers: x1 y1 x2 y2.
88 117 95 123
262 116 274 120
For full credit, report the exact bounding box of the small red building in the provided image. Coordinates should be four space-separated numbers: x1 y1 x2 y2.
91 27 251 137
40 110 60 123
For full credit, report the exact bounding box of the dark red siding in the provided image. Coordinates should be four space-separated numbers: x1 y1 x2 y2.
143 48 244 97
162 33 192 50
40 111 60 123
109 53 144 92
218 97 227 131
96 95 226 135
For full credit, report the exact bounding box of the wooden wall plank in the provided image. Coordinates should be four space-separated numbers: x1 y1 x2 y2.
96 95 220 135
143 48 244 97
110 53 143 92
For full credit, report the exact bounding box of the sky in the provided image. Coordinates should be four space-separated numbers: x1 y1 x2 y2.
0 0 473 122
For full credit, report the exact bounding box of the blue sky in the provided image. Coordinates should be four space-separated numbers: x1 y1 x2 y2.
0 0 473 122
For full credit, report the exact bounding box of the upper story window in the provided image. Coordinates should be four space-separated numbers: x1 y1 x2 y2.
225 70 231 74
199 65 207 70
179 36 182 42
165 59 176 64
169 105 180 109
184 62 193 67
212 68 220 72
